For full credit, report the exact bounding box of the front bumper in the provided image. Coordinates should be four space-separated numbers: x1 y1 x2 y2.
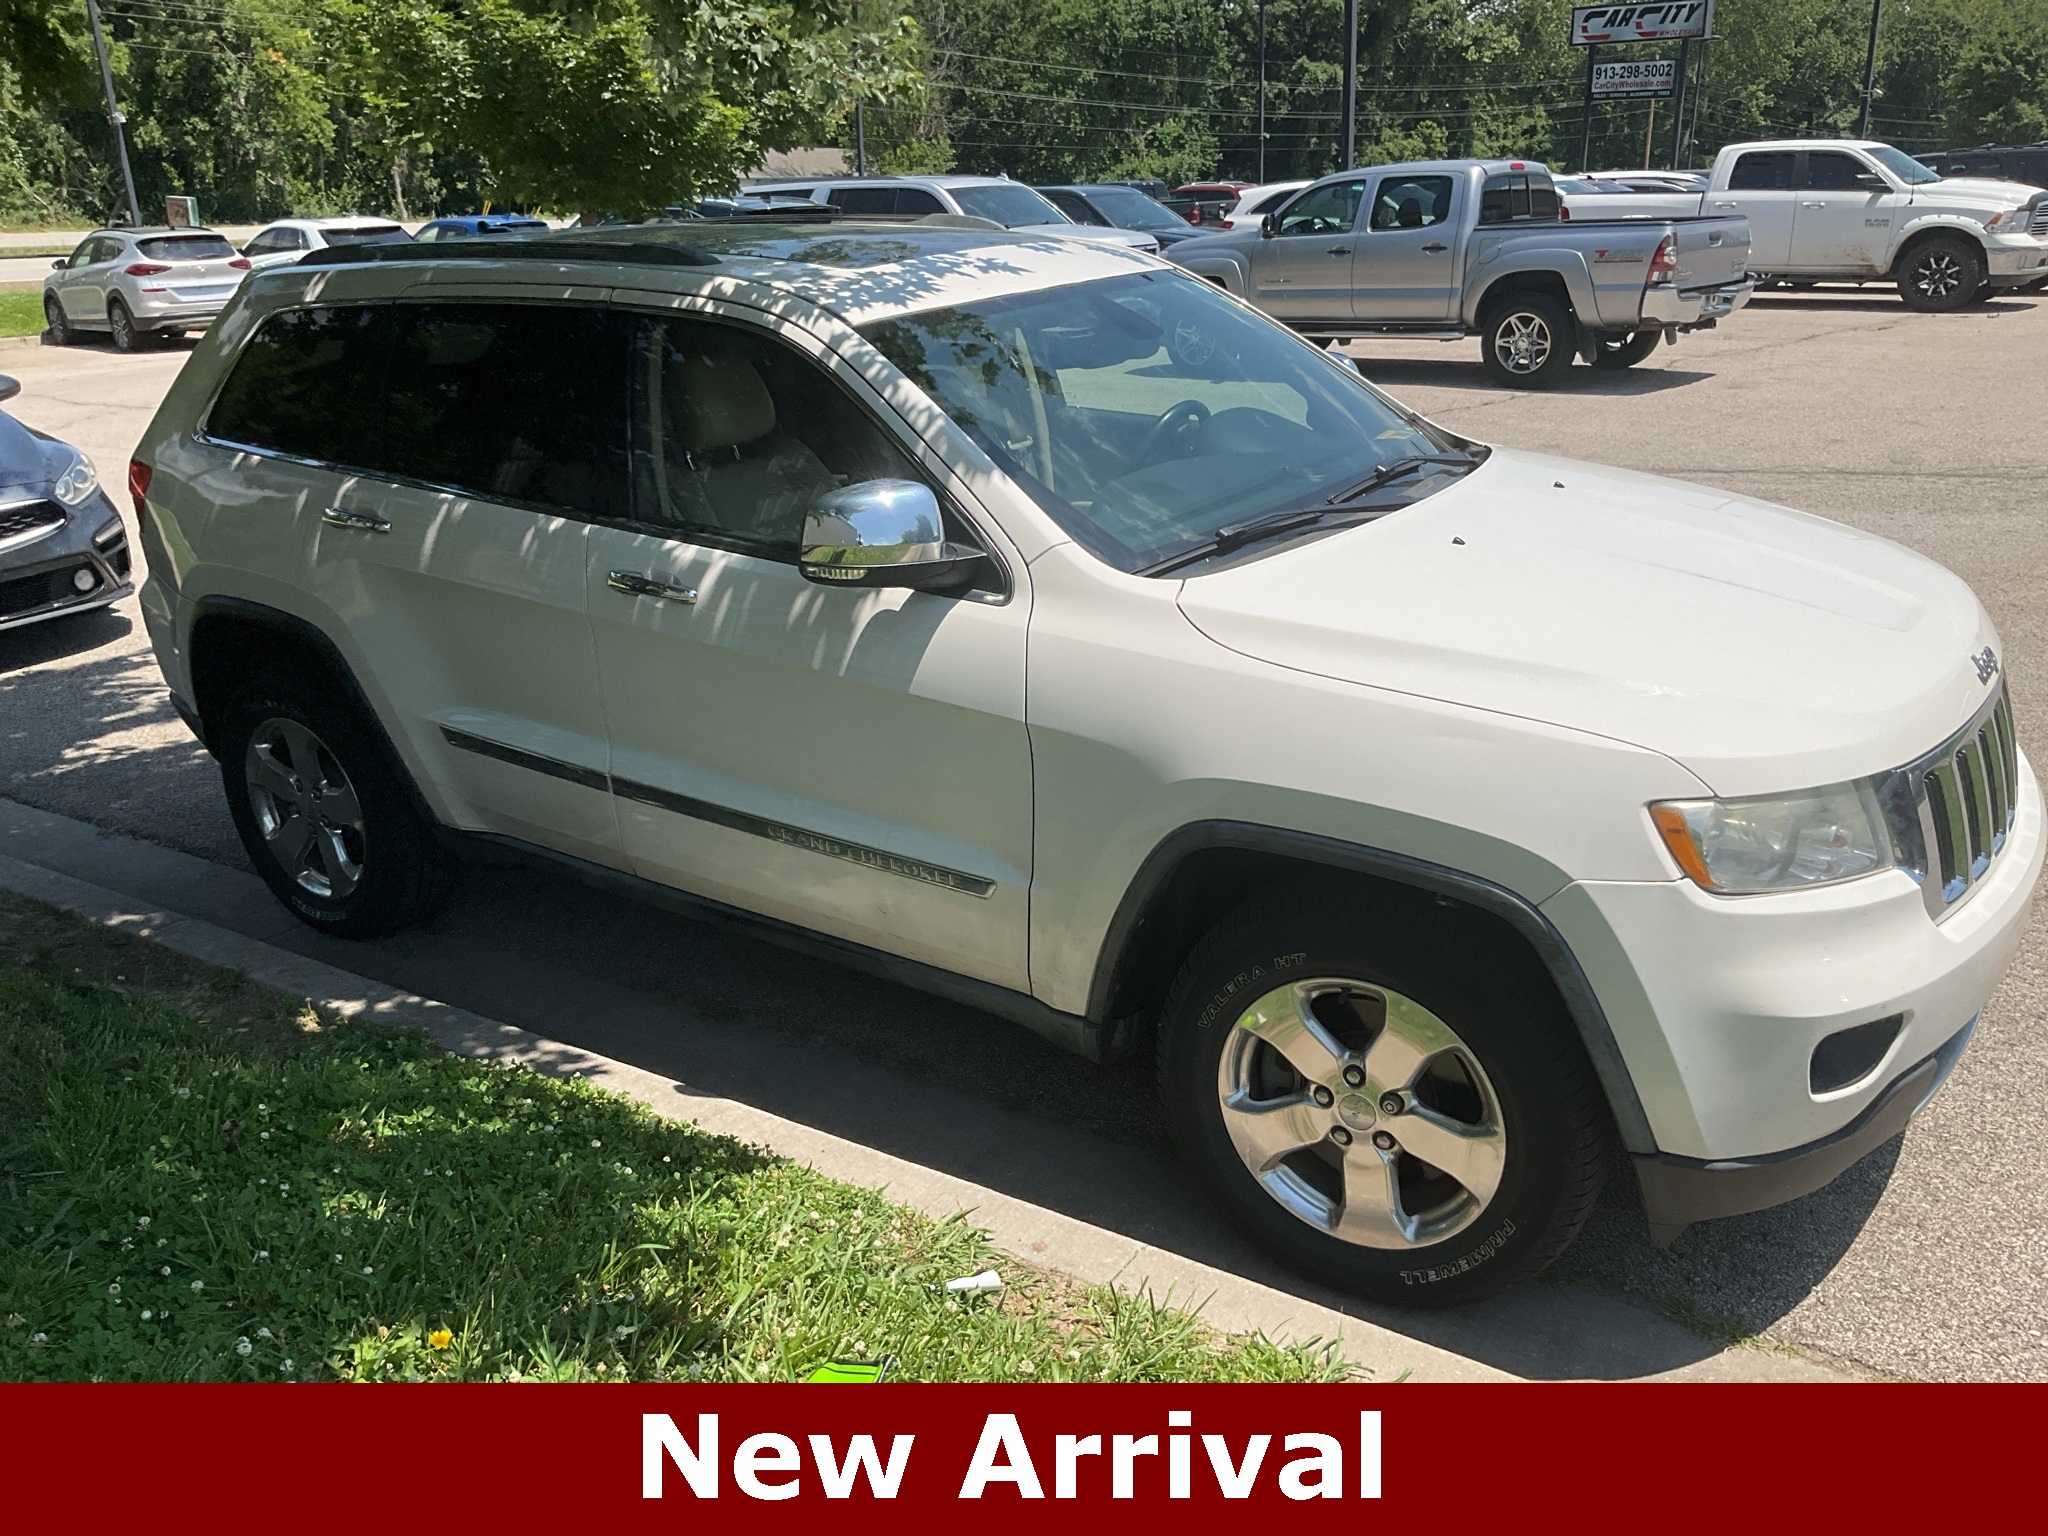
1641 278 1755 328
0 493 132 631
1545 747 2040 1176
1633 1018 1974 1244
1985 236 2048 283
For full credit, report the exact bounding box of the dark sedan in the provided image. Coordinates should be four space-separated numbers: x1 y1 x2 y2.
1035 184 1206 247
0 375 131 634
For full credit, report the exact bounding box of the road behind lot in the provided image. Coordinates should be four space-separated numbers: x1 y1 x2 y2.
3 291 2045 1381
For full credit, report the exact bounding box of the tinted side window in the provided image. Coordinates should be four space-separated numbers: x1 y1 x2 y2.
896 187 945 214
1478 175 1543 224
207 305 391 467
383 304 630 519
1370 175 1454 230
242 230 280 255
1800 152 1869 191
1728 151 1793 190
630 315 920 560
829 186 898 215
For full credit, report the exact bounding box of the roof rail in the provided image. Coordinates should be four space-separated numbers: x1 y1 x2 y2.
297 235 721 270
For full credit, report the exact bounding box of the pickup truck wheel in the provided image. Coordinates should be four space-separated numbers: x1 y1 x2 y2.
1159 896 1608 1306
1896 236 1984 312
1480 294 1575 388
1590 330 1662 370
219 676 449 938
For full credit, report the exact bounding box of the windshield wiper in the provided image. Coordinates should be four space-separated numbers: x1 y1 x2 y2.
1325 454 1476 505
1140 507 1339 576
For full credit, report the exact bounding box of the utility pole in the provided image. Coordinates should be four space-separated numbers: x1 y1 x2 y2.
85 0 140 227
1669 36 1691 168
1579 46 1597 173
1257 0 1267 182
1340 0 1358 171
854 102 867 175
1857 0 1883 139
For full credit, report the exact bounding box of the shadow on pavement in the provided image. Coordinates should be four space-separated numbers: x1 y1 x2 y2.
1355 357 1715 396
0 605 132 674
1748 292 2040 316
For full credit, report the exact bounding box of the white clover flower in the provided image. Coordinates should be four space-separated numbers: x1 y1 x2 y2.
157 1238 167 1248
361 1267 373 1276
235 1337 252 1357
176 1087 191 1099
141 1311 153 1321
280 1359 294 1373
189 1280 204 1293
29 1333 48 1346
255 1251 269 1260
137 1217 151 1229
590 1140 601 1149
160 1266 171 1276
257 1104 268 1113
259 1132 270 1141
278 1184 289 1193
107 1282 121 1295
257 1327 273 1341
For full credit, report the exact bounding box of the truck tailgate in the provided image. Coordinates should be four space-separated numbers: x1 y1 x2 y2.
1664 214 1750 290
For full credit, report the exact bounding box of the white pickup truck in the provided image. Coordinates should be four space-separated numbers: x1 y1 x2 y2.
1562 140 2048 310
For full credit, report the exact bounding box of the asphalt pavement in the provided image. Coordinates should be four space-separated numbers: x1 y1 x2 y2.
3 292 2045 1381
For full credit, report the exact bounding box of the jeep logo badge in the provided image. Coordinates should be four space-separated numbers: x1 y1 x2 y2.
1973 647 2000 684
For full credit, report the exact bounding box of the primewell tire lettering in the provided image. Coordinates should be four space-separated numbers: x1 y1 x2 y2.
1400 1218 1517 1286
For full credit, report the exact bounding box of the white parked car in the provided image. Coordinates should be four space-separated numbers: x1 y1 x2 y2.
739 175 1161 254
239 217 412 272
42 227 250 351
1216 179 1312 231
132 223 2039 1304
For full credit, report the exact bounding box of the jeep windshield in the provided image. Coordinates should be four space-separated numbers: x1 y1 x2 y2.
859 270 1475 573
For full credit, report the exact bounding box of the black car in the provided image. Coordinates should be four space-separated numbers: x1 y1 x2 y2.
1915 143 2048 188
0 375 131 635
1035 184 1205 247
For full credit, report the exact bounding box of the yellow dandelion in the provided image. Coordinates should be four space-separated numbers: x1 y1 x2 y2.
428 1328 453 1350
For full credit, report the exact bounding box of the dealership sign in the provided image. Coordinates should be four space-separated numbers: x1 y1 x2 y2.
1570 2 1714 45
1592 59 1677 97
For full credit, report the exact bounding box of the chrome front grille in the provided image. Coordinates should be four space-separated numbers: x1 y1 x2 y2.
1880 684 2021 919
2031 202 2048 238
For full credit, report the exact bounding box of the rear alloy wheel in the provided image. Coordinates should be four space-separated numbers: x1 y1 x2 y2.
220 678 448 938
1160 895 1610 1305
1591 330 1663 370
107 297 141 352
1896 235 1984 313
1480 293 1576 388
43 294 73 346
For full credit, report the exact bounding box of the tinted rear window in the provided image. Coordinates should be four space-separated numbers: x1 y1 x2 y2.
137 235 234 261
206 305 392 466
382 304 629 518
1728 151 1793 190
322 226 410 245
1477 174 1558 224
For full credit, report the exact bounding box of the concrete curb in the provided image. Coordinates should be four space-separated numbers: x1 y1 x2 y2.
0 849 1516 1383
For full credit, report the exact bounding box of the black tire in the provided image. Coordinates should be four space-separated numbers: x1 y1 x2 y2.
1895 235 1985 313
43 294 73 346
108 297 141 352
1590 330 1663 370
219 672 448 939
1478 292 1577 388
1159 893 1609 1306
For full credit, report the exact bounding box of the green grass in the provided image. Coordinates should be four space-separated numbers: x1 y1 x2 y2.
0 292 46 339
0 902 1349 1384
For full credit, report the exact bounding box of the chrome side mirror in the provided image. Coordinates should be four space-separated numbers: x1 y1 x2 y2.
799 479 984 591
0 375 18 404
1260 213 1278 238
50 258 66 270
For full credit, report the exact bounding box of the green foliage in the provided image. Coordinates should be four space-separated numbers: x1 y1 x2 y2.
0 958 1346 1383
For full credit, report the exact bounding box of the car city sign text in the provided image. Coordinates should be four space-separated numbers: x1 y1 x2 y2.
1570 2 1715 45
644 1411 1384 1502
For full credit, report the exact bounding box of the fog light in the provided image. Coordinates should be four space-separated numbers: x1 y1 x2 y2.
1810 1014 1904 1095
71 567 98 593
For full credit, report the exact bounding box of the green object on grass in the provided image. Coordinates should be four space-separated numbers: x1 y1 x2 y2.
806 1356 893 1383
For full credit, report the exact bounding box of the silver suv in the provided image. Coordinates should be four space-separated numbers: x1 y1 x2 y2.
43 227 250 351
739 174 1161 254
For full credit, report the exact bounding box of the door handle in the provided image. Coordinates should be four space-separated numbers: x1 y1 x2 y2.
1801 201 1828 209
607 570 698 604
1711 200 1738 208
1421 242 1449 254
320 505 390 534
1326 245 1353 256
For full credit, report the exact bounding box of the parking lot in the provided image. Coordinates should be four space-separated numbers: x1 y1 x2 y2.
3 286 2045 1382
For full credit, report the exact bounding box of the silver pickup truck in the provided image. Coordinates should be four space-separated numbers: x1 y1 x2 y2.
1169 158 1753 387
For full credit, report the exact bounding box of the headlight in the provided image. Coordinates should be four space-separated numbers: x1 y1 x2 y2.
52 447 99 507
1650 781 1892 894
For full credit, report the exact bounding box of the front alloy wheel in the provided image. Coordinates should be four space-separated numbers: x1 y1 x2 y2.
243 717 367 900
1897 236 1984 313
1218 978 1506 1248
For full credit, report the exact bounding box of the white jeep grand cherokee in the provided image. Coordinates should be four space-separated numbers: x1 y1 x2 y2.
131 223 2040 1305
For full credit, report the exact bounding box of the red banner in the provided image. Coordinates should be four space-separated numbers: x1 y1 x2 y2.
0 1383 2036 1526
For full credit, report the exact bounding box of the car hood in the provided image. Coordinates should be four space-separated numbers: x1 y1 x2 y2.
1020 224 1157 251
1174 448 1998 796
1919 177 2045 208
0 410 61 502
